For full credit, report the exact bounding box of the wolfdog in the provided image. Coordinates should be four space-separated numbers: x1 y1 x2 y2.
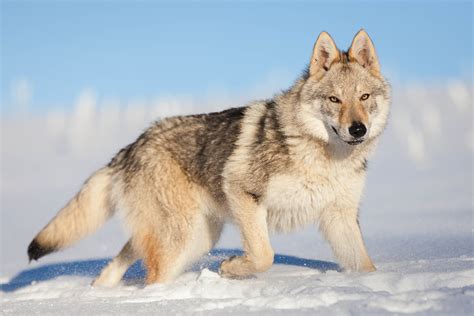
28 30 391 286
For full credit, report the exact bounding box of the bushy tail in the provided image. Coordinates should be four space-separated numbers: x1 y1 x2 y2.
28 167 115 262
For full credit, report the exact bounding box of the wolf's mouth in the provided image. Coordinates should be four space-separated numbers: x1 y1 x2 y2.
331 126 364 145
346 139 364 145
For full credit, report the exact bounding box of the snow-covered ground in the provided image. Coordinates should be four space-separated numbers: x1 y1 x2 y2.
1 81 472 314
1 246 473 315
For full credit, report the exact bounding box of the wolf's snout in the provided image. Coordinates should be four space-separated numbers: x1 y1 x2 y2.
348 121 367 139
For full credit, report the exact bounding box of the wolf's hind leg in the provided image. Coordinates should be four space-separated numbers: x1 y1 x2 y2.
124 155 224 284
138 231 188 284
138 213 224 285
92 239 138 287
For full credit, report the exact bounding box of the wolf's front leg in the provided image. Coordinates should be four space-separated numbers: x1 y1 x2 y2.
219 190 274 278
319 208 376 272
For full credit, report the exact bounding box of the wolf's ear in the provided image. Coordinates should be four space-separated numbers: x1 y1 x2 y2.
348 29 380 76
309 32 340 78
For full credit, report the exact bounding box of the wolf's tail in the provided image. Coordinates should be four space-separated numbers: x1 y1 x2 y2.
28 167 116 262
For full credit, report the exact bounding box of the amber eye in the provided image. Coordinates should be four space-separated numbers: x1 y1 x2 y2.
360 93 370 101
329 96 340 103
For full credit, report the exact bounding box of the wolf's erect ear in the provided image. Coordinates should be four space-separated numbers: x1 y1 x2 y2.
348 29 380 76
309 32 340 78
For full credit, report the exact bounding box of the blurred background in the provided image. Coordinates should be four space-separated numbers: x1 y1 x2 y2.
1 1 472 274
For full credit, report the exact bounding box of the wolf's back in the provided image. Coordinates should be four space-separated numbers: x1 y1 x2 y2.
28 167 115 261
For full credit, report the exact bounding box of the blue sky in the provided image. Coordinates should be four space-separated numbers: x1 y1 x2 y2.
1 0 472 112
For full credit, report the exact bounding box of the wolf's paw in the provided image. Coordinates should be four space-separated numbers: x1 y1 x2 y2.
359 258 377 272
218 254 272 279
362 263 377 272
347 262 376 273
218 256 255 279
218 255 241 279
91 268 123 287
91 277 117 288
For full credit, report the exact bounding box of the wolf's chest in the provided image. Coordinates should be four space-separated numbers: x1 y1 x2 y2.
263 167 362 233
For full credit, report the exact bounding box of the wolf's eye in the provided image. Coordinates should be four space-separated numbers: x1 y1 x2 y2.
360 93 370 101
329 96 340 103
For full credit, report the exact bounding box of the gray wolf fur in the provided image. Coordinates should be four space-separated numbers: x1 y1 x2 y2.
28 30 391 286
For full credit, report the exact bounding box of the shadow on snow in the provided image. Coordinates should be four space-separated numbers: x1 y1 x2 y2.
1 248 339 292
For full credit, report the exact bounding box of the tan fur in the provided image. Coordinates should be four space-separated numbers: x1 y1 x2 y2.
142 233 163 284
122 154 204 284
348 29 381 77
219 192 274 278
34 167 113 250
339 103 352 126
310 31 341 79
92 240 138 287
339 102 369 127
30 29 390 286
352 102 369 123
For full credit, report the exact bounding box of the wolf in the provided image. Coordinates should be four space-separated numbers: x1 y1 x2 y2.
27 29 391 286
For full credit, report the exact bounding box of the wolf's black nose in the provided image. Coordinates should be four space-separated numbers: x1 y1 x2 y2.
348 121 367 138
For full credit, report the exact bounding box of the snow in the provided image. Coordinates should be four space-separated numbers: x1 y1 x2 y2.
1 81 473 314
2 247 473 314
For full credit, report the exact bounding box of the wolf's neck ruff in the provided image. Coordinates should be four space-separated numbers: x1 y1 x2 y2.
28 29 390 285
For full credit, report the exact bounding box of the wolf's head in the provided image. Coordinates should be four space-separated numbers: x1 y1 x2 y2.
295 30 391 146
